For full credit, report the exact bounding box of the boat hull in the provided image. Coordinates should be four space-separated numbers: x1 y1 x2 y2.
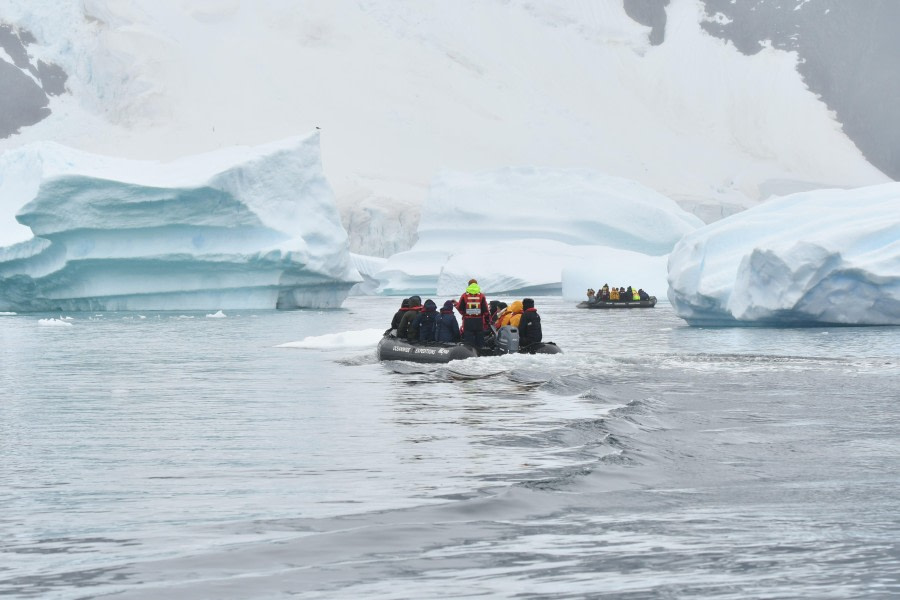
377 336 563 362
577 296 657 309
521 342 562 354
377 337 478 363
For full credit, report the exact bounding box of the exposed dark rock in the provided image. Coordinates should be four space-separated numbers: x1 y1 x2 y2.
623 0 670 46
698 0 900 180
620 1 900 180
0 23 68 138
0 60 51 137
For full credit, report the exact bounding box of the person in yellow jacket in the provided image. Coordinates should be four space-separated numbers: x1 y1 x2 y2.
610 287 620 301
632 287 640 301
497 300 524 328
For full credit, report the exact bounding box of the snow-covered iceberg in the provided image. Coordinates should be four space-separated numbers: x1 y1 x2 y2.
0 132 360 311
667 183 900 326
374 167 703 296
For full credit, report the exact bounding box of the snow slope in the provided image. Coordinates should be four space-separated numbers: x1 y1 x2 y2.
0 133 360 311
0 0 889 257
667 183 900 326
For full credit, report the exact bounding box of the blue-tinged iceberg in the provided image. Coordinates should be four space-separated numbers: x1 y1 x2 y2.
667 184 900 326
0 133 360 311
374 167 703 296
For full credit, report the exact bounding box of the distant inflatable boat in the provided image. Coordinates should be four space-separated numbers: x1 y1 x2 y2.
377 331 561 363
577 296 657 309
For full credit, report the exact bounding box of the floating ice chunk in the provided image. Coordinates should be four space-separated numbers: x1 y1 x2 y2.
206 310 226 318
667 183 900 325
277 328 386 350
38 318 72 326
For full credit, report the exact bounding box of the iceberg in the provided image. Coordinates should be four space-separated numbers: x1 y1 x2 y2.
0 132 360 311
348 252 388 296
667 183 900 326
375 167 703 296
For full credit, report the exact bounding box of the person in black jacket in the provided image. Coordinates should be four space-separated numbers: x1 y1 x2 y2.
389 297 410 336
518 298 542 348
435 300 461 343
396 295 421 340
409 299 438 342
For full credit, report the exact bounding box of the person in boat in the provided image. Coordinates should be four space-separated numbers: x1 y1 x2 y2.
609 286 620 301
409 299 439 342
491 301 509 327
489 300 508 323
396 295 421 340
586 288 596 301
518 298 542 348
457 279 490 348
618 287 627 301
638 288 650 301
435 300 461 343
497 299 523 328
600 284 610 300
389 297 410 336
631 286 640 301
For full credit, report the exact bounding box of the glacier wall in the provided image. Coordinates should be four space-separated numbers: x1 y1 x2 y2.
667 183 900 326
0 133 360 311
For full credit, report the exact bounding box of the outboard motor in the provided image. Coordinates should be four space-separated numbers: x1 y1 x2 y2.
496 325 519 354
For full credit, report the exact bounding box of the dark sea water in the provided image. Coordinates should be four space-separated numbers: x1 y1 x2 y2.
2 297 899 599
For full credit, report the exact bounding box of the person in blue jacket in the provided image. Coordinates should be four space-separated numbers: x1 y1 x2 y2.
435 300 461 343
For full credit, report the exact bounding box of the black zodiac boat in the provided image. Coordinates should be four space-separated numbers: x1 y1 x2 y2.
576 296 657 309
377 325 561 363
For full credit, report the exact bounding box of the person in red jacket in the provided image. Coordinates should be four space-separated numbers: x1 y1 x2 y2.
456 279 490 348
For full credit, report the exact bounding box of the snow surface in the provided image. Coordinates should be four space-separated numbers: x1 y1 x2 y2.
0 0 889 258
0 133 360 311
667 183 900 325
276 328 386 350
375 167 703 296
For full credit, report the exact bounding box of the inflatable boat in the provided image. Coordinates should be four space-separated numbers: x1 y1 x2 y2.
577 296 657 309
377 325 561 363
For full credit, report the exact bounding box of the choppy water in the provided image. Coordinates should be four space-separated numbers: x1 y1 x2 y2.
2 297 899 599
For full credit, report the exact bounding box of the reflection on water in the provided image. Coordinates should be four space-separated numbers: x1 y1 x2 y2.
1 297 898 598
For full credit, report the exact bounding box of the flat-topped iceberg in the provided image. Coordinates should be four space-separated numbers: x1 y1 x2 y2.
375 167 703 295
667 183 900 326
0 133 360 311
